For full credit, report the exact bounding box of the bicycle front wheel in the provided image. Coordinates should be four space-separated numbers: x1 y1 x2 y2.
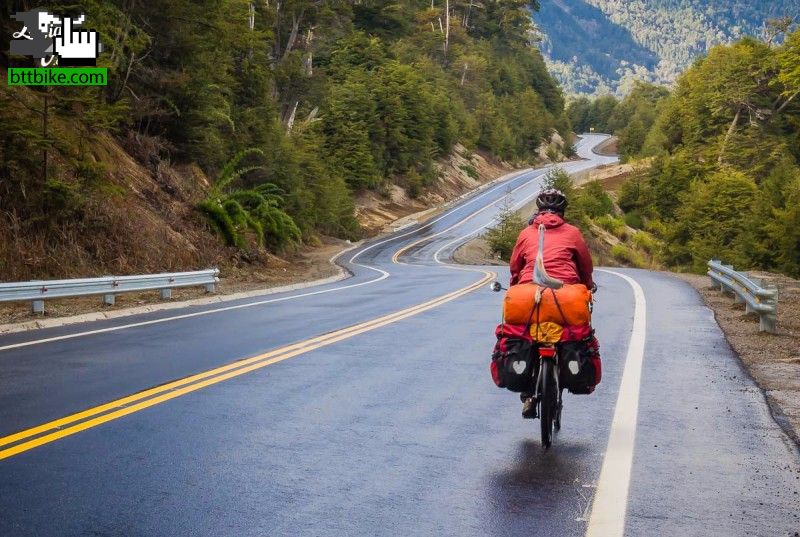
539 359 556 448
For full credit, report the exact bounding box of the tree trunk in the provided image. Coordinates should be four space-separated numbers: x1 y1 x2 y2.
112 51 136 102
718 106 742 165
776 91 799 115
283 11 303 59
274 1 282 58
285 100 299 133
460 62 468 86
443 0 450 58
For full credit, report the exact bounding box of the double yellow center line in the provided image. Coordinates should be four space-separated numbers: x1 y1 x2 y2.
0 270 494 461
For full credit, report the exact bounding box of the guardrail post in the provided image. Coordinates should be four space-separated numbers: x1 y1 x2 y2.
160 288 172 299
204 283 216 293
760 313 777 333
759 287 778 333
103 294 115 306
734 290 744 304
745 278 761 312
32 300 44 314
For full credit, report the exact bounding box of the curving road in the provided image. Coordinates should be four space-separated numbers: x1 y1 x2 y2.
0 135 798 537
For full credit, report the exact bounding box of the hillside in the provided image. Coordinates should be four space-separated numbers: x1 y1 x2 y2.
535 0 799 95
0 0 569 281
587 30 800 277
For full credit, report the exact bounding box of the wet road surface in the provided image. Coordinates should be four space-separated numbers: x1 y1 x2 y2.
1 135 798 536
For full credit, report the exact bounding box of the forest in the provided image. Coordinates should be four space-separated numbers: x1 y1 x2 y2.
535 0 798 95
0 0 568 279
568 29 800 277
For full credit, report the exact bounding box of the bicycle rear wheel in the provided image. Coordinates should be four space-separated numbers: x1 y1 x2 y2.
539 359 556 448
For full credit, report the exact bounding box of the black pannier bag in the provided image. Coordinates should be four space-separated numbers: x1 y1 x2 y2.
558 338 599 394
491 334 539 393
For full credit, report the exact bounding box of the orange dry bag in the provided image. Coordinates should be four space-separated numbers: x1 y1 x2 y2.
502 283 592 326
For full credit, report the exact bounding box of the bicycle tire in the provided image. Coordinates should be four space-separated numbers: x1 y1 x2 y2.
554 388 563 432
539 359 556 448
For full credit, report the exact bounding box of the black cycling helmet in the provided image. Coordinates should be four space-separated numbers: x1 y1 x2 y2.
535 188 568 214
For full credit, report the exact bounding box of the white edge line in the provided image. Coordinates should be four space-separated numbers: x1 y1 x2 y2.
585 269 647 537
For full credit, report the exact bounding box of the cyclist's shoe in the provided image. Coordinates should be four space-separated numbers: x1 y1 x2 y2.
522 397 538 419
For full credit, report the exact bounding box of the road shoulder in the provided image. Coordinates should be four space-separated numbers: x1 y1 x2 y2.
675 272 800 447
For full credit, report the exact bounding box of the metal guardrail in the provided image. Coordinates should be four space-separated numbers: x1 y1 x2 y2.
0 269 219 314
707 260 778 333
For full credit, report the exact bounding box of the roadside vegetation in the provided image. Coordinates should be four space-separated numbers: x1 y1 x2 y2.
565 28 800 277
484 168 658 269
0 0 569 280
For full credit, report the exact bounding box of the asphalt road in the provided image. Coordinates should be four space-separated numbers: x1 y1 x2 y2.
0 135 798 537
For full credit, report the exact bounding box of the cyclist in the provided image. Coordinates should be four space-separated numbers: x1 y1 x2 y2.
509 189 594 290
508 188 599 418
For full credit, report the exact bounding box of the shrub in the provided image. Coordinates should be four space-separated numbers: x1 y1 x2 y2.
611 244 646 267
460 164 479 180
596 215 626 237
644 218 668 237
546 144 560 162
41 179 86 224
631 231 658 255
406 169 423 199
575 181 614 218
624 211 644 229
484 199 526 261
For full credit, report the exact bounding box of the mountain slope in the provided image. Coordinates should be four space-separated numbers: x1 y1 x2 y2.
0 1 569 281
535 0 799 95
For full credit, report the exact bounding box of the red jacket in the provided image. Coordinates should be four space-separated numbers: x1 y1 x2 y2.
509 212 594 288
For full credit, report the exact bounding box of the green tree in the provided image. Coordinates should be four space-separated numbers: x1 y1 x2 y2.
322 77 381 189
484 197 526 261
665 170 756 272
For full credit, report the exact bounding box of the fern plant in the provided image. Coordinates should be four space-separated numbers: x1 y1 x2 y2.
200 149 301 251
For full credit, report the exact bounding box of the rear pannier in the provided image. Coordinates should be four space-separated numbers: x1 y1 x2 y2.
491 324 537 392
559 335 601 394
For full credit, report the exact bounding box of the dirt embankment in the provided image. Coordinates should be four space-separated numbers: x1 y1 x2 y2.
355 130 573 235
591 135 619 157
355 144 514 235
571 161 637 190
677 272 800 445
